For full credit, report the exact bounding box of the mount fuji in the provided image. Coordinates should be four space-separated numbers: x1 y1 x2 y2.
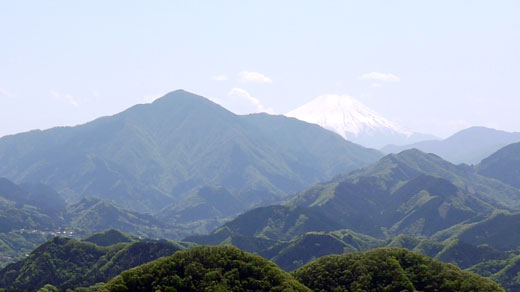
285 94 435 149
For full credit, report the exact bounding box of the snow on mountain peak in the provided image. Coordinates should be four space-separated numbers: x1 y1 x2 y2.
285 94 412 141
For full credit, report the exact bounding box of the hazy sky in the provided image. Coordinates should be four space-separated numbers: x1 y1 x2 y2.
1 1 519 138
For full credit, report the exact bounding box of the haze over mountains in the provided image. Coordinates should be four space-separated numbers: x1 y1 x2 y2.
383 126 520 164
2 89 520 290
285 94 436 148
0 90 381 215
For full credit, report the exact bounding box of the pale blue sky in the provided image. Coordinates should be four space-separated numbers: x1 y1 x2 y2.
1 1 519 138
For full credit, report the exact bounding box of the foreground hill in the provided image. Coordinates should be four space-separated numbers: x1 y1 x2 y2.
382 126 520 164
98 245 503 292
477 142 520 189
1 229 512 291
99 245 310 292
293 248 505 292
0 230 192 292
0 90 381 214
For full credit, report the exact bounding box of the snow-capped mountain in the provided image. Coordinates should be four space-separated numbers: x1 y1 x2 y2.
285 94 435 149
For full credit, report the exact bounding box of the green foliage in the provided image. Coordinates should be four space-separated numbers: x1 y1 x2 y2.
286 150 511 238
292 248 505 292
0 233 185 292
37 284 58 292
186 205 342 244
0 230 52 268
99 245 310 292
438 212 520 251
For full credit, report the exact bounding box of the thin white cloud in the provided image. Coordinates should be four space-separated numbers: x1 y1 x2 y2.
371 83 382 88
228 88 274 114
50 90 79 107
239 71 272 84
211 75 228 81
360 72 400 82
0 88 15 98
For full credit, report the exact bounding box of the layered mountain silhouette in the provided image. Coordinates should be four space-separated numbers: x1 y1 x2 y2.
0 90 381 213
191 149 520 245
382 126 520 164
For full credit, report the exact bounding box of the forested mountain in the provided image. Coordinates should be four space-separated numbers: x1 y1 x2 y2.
1 94 520 291
0 90 381 214
0 230 192 292
35 243 501 292
477 142 520 188
0 179 189 268
381 126 520 164
293 248 504 292
181 148 520 289
99 245 310 292
3 227 517 291
192 149 517 245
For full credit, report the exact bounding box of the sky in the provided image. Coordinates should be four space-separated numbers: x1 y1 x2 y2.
0 0 519 139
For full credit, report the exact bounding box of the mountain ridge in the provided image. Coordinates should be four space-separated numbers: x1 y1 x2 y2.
0 90 381 214
382 126 520 164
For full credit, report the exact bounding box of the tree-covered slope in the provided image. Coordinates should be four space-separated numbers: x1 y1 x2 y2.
293 248 505 292
0 178 65 232
0 231 189 292
477 142 520 189
287 149 516 238
185 205 342 244
435 212 520 252
0 90 381 214
187 150 513 244
99 245 310 292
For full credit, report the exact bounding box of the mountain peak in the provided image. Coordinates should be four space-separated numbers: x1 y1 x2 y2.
152 89 214 106
284 94 433 148
286 94 411 139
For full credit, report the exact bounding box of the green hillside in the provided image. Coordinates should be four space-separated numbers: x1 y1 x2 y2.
99 245 310 292
478 142 520 188
193 150 509 245
0 90 381 214
293 247 505 291
0 231 189 292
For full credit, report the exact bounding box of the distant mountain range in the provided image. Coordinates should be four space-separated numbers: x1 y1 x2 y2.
285 94 436 148
382 126 520 164
0 90 381 214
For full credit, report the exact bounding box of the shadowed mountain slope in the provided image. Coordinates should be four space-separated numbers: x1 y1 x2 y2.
477 142 520 189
